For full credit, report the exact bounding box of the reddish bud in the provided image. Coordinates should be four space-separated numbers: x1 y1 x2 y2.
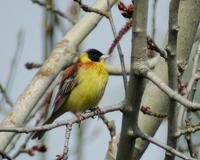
127 4 134 14
56 155 63 160
38 145 48 152
118 1 126 11
27 149 35 156
32 145 39 151
141 106 150 113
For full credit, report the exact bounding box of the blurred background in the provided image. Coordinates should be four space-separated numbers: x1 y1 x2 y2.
0 0 172 159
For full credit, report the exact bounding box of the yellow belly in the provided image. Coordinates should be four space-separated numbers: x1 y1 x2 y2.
65 64 108 113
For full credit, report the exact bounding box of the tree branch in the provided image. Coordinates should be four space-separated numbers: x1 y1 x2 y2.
0 84 13 107
0 150 12 160
0 0 118 151
176 123 200 138
116 0 148 159
74 0 109 18
100 115 116 138
144 69 200 111
0 103 123 134
107 0 128 95
140 133 197 160
165 0 180 159
31 0 75 24
62 125 72 160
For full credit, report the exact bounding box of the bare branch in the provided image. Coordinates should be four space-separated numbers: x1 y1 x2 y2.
145 69 200 111
12 111 46 159
0 150 12 160
74 0 109 18
25 62 42 70
165 0 180 159
12 134 33 158
107 0 128 94
140 133 197 160
62 125 72 160
147 36 168 59
0 29 24 106
132 56 169 159
184 43 200 158
140 105 167 119
100 115 116 138
0 103 123 134
117 0 148 159
176 123 200 138
31 0 75 24
0 0 118 151
0 84 13 107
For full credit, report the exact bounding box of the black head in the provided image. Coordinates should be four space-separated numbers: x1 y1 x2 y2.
87 49 103 62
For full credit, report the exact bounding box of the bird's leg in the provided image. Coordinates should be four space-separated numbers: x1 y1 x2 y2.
94 106 102 115
75 112 84 127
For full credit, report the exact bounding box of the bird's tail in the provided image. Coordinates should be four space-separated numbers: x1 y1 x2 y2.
32 116 55 140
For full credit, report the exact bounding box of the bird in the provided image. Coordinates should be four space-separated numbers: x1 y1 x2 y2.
32 49 109 139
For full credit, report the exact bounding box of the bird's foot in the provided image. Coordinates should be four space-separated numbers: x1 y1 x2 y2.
91 107 102 119
76 113 84 127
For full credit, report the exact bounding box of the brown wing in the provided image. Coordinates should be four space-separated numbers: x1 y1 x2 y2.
51 64 79 114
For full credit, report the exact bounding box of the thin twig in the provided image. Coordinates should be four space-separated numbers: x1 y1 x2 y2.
176 123 200 138
140 133 197 160
0 103 123 133
0 84 13 107
0 150 12 160
147 36 168 59
140 105 167 118
144 68 200 111
25 62 42 70
74 0 109 18
185 48 200 158
62 125 72 160
32 0 75 24
100 115 116 138
178 44 200 158
12 133 33 158
6 135 21 154
107 0 128 94
12 113 46 159
0 29 24 105
178 142 200 154
177 42 200 158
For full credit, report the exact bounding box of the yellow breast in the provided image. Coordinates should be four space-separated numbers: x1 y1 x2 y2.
66 61 108 113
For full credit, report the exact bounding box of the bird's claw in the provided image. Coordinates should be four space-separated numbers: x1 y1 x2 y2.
76 113 84 127
91 107 102 119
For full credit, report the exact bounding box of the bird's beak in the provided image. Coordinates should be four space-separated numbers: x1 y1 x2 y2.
101 54 110 60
